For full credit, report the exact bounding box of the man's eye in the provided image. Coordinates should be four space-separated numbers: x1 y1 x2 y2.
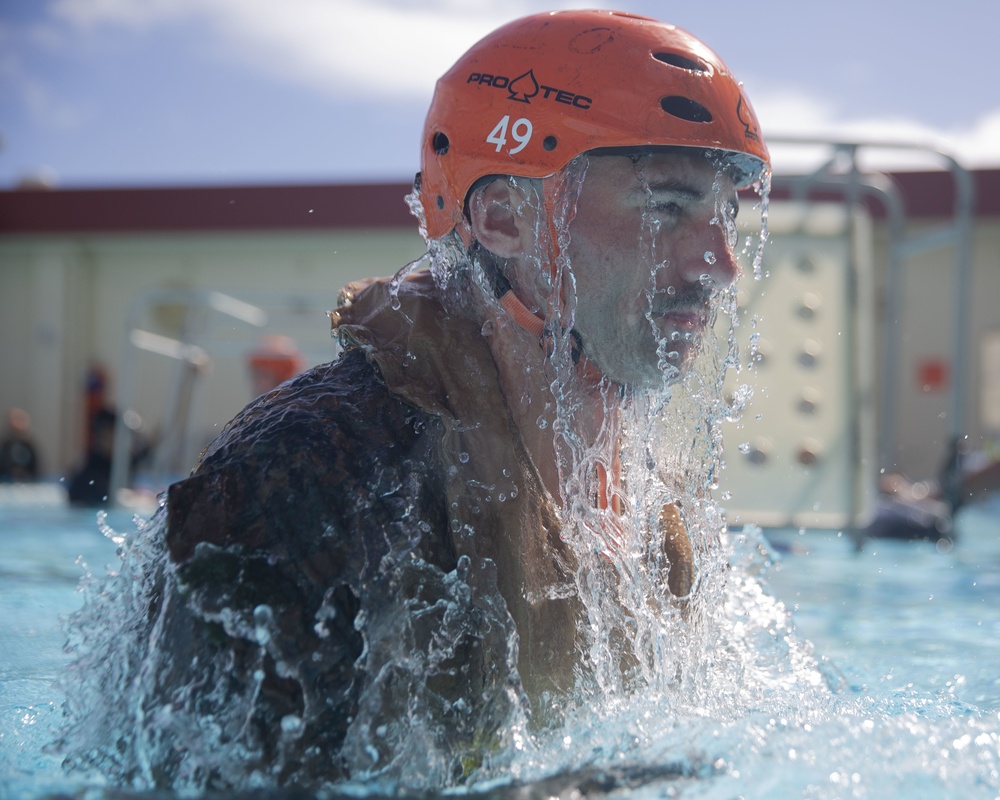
647 201 682 216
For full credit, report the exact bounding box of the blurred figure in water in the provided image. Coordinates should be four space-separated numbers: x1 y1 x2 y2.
66 407 117 506
0 407 41 482
66 406 151 506
60 9 771 792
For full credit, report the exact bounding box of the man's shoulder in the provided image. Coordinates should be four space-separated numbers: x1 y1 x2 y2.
164 346 443 563
203 348 422 465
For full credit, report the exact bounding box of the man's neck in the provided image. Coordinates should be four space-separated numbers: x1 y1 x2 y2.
483 300 620 505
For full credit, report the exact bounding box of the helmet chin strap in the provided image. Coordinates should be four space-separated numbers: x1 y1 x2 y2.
478 250 609 386
476 246 624 517
497 283 544 339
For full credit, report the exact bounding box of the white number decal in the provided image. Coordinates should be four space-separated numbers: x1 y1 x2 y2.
486 116 509 152
486 115 533 154
509 117 532 154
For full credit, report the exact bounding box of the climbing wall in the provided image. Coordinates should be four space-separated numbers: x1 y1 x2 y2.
721 201 877 530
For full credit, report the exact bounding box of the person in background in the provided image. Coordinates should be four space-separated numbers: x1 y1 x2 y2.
62 10 770 790
0 407 41 482
246 334 305 397
66 407 117 505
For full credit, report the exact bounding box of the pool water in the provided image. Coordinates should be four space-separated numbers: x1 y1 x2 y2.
2 488 1000 799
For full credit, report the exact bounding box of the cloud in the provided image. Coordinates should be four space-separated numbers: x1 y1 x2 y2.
206 0 515 98
753 89 1000 172
17 1 1000 183
43 1 1000 169
48 0 556 98
50 0 192 30
953 110 1000 169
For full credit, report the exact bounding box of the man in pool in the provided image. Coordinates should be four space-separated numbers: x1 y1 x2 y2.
80 10 769 790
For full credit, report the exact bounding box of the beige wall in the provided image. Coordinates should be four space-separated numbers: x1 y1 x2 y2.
0 228 426 477
1 211 997 504
871 220 1000 479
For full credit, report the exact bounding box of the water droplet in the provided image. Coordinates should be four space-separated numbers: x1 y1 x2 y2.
704 251 716 265
666 285 676 296
536 415 549 429
253 604 274 645
281 714 303 734
458 452 470 464
481 320 495 336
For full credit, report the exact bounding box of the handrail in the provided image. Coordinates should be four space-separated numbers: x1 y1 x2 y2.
109 289 267 501
767 137 975 510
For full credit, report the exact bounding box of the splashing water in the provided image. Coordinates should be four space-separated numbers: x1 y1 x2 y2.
52 154 873 796
387 252 431 314
485 152 789 721
748 170 771 281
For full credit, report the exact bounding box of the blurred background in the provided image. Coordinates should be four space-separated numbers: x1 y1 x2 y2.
1 0 999 536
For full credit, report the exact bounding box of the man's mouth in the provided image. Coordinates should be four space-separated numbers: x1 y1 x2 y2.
652 307 708 331
649 293 711 333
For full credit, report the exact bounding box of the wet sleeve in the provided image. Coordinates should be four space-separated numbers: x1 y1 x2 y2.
165 460 271 563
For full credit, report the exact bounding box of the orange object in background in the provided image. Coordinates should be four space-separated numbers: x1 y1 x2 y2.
917 358 949 392
247 335 305 396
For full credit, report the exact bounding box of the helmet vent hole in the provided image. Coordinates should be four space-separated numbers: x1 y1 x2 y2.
660 96 713 123
654 52 708 73
432 132 450 155
543 136 558 151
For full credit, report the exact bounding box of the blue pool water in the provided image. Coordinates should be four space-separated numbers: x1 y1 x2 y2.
2 487 1000 798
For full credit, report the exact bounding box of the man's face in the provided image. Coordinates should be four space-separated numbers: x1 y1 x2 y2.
564 150 741 389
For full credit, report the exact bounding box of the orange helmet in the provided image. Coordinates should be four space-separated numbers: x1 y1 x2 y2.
247 335 304 388
418 10 769 240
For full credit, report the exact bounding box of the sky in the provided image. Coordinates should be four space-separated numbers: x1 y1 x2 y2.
2 0 999 189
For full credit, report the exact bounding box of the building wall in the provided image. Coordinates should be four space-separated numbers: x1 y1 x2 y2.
881 219 1000 479
0 228 426 477
1 208 997 503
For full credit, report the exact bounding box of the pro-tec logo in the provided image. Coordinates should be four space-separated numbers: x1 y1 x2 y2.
506 69 539 103
467 69 593 110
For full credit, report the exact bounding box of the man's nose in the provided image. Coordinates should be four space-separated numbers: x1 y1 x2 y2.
674 218 740 289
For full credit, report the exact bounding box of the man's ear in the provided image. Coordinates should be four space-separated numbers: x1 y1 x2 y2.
467 177 536 259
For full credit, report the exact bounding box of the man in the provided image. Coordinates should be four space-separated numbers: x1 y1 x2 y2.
62 9 769 791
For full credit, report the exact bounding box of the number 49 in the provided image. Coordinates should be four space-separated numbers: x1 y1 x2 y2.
486 115 533 155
